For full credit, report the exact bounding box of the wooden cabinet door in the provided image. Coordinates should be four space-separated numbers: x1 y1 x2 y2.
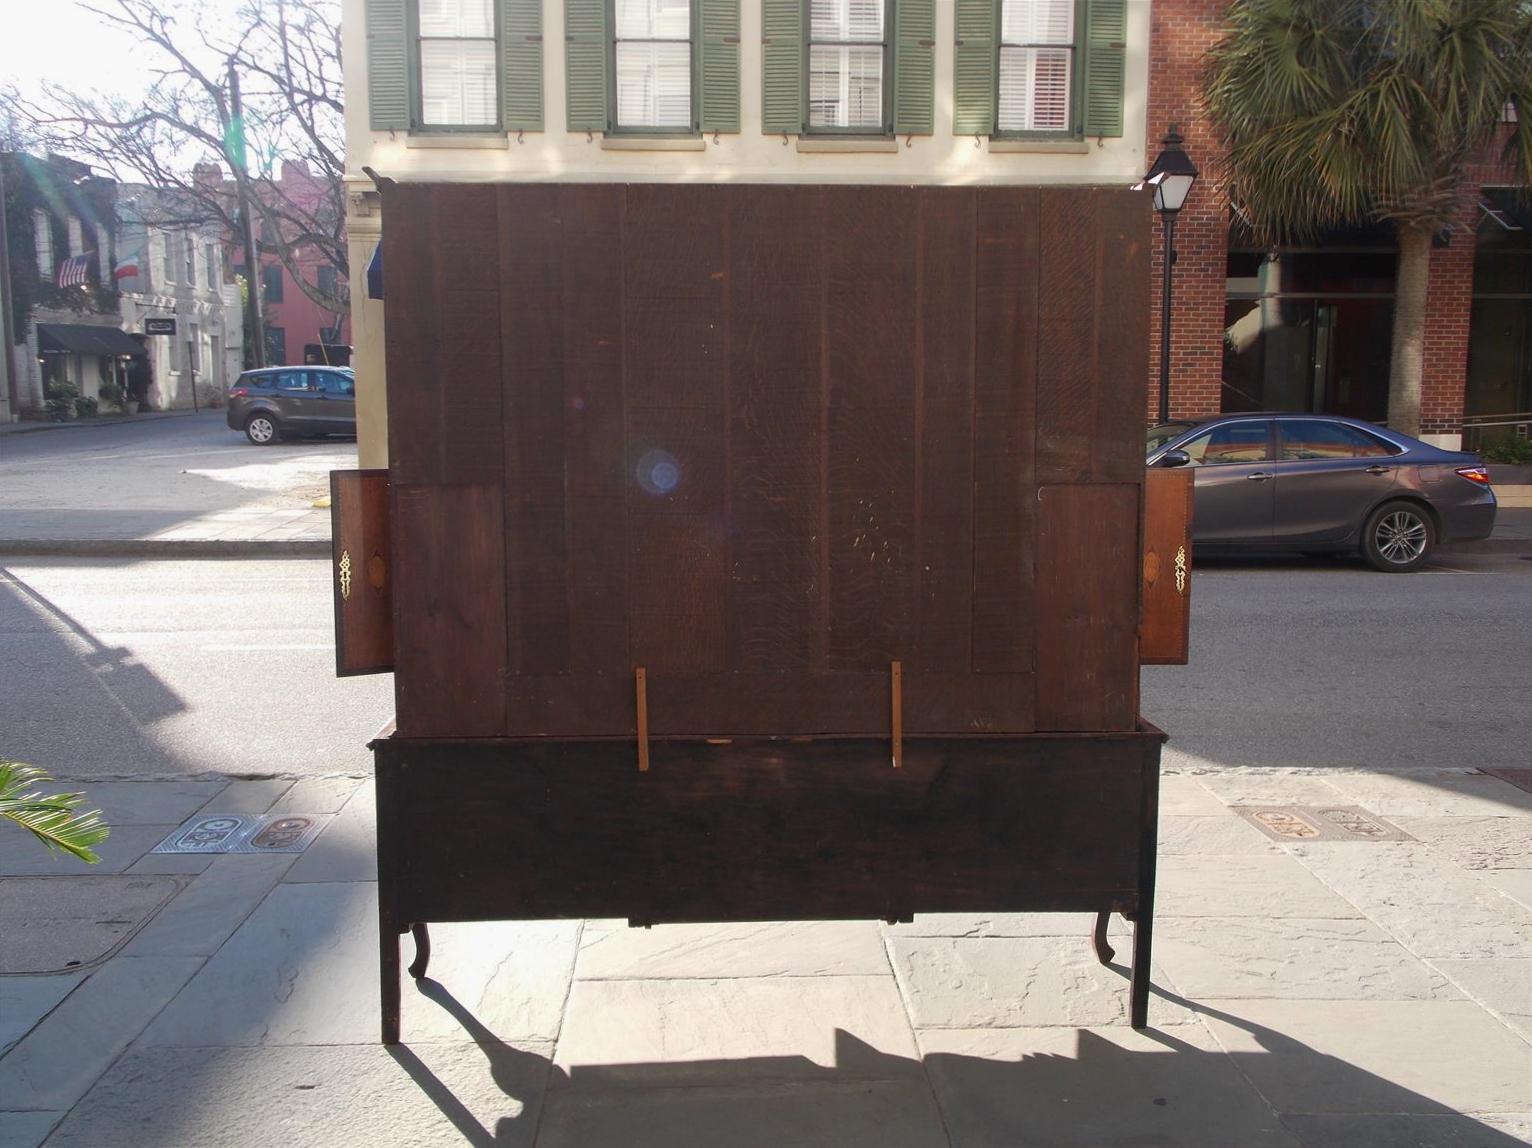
1141 468 1193 666
331 469 394 676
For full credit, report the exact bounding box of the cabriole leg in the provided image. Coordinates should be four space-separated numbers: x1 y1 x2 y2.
408 923 432 980
1091 911 1115 965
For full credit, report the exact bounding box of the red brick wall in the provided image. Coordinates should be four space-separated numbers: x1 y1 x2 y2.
1146 0 1228 424
1147 3 1517 439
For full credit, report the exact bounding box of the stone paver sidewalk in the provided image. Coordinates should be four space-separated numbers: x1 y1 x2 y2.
1 766 1529 1147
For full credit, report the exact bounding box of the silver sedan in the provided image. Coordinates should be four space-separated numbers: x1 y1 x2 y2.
1146 414 1497 572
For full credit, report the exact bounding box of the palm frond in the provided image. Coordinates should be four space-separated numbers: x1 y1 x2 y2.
0 760 110 864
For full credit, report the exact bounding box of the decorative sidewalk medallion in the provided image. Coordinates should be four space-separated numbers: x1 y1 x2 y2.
1236 805 1411 843
152 813 333 855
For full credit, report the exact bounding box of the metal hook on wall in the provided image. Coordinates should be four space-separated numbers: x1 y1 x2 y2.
904 134 913 148
517 130 525 144
587 130 594 143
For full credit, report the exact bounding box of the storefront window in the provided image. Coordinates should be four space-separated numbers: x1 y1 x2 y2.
1222 236 1396 422
1467 189 1532 418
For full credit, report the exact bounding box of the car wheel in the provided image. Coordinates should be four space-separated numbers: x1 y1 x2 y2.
1361 500 1434 572
244 412 280 446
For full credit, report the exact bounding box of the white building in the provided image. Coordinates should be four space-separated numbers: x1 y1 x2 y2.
115 187 244 411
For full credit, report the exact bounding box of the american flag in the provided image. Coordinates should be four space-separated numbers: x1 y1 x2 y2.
56 253 92 289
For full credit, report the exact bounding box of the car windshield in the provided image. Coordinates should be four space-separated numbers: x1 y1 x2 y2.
1146 422 1196 455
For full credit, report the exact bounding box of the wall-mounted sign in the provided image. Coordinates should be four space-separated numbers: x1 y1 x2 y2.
144 317 177 336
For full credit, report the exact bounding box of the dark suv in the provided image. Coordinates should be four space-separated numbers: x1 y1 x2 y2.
226 366 356 445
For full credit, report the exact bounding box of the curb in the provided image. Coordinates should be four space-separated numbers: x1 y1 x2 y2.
0 410 207 437
0 538 330 558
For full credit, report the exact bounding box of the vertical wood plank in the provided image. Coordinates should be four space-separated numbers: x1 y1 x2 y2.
559 185 629 672
500 184 572 677
381 183 441 485
1035 483 1140 731
824 186 919 670
912 187 976 673
624 185 729 673
726 185 824 671
436 185 504 484
1093 188 1152 484
1036 188 1098 483
392 483 507 736
971 187 1038 675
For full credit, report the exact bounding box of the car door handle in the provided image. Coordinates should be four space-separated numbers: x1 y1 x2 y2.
1365 465 1389 475
1246 472 1273 482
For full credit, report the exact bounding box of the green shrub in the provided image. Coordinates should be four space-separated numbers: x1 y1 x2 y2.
74 396 99 419
1479 437 1532 465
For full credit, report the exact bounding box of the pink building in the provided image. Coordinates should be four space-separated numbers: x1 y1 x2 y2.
228 160 349 367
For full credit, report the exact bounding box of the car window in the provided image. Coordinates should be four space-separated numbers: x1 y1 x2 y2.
1279 419 1397 460
312 372 353 396
1178 421 1270 466
274 370 311 392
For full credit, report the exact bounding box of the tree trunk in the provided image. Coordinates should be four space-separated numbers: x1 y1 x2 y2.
1387 223 1433 439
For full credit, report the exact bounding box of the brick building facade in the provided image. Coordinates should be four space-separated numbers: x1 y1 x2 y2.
1147 0 1530 448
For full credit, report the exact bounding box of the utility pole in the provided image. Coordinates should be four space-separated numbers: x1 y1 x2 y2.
227 61 266 368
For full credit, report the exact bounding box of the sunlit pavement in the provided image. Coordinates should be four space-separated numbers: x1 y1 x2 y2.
1 767 1529 1146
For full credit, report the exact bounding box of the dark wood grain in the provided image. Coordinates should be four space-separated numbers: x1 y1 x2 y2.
382 183 440 485
912 188 976 673
824 188 919 671
1036 189 1098 483
971 188 1038 676
726 186 824 672
391 483 507 736
1141 468 1194 665
1035 483 1140 731
330 469 393 676
376 729 1162 925
1093 188 1153 483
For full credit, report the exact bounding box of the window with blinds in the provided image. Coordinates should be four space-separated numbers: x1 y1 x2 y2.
808 0 886 131
997 0 1073 133
418 0 499 127
614 0 693 129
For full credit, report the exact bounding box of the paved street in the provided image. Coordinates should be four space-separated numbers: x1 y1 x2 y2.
0 412 348 544
0 558 391 781
0 550 1524 784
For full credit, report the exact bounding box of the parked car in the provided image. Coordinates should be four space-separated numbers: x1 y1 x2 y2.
226 366 356 445
1146 413 1496 572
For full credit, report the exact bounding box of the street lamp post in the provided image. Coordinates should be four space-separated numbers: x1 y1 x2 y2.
1140 126 1199 426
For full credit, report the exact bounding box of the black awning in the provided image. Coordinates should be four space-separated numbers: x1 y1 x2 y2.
37 323 146 357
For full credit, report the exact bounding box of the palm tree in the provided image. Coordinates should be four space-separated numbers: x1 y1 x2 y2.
1204 0 1532 436
0 759 109 863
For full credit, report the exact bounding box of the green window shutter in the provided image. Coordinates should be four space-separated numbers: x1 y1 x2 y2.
699 0 741 131
1082 0 1126 138
501 0 544 130
366 0 409 131
761 0 803 133
565 0 607 131
893 0 936 134
952 0 995 136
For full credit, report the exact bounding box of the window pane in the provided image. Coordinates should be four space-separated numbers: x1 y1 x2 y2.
1278 420 1394 460
1000 0 1073 44
420 40 498 125
811 0 883 42
615 41 692 128
419 0 493 38
808 45 883 129
616 0 690 40
997 47 1071 132
1181 422 1271 466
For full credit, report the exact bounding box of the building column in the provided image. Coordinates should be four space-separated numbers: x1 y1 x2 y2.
1418 197 1478 449
347 177 387 469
